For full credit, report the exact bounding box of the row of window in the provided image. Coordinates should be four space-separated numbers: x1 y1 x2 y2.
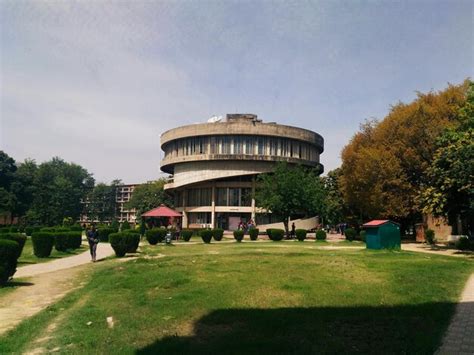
163 135 319 161
174 187 252 207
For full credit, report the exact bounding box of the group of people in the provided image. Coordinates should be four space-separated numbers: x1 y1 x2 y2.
237 219 256 233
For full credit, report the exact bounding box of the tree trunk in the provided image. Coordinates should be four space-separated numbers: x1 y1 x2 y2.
283 218 289 238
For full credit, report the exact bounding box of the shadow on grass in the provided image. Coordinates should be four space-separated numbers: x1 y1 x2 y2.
4 280 34 287
137 303 463 354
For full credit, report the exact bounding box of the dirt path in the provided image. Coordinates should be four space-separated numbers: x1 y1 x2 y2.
402 243 474 258
0 243 114 336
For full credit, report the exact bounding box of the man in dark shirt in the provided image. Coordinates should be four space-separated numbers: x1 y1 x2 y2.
87 225 99 262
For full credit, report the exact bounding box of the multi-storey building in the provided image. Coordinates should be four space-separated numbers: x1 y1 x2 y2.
160 114 324 230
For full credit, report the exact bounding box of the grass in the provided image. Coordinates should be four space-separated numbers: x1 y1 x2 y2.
1 242 472 354
17 237 87 265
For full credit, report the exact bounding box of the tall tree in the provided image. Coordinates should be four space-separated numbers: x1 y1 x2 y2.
125 179 173 218
322 168 345 225
85 180 121 223
0 151 18 219
10 159 38 218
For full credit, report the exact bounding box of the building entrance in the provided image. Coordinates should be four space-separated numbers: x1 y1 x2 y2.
216 212 252 231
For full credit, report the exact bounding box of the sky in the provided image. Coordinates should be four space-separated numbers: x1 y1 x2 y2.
1 0 472 184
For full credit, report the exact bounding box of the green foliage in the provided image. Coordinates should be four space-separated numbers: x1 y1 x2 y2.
212 228 224 241
145 228 167 245
31 232 55 257
85 180 121 223
0 239 20 285
199 229 213 244
425 229 436 245
125 232 140 253
249 228 259 241
455 237 471 251
233 230 244 242
322 168 345 225
24 226 34 236
124 179 173 218
181 229 193 242
69 224 83 232
9 226 18 233
110 219 119 232
359 230 367 242
54 233 70 252
295 229 307 241
256 162 326 236
0 233 26 258
267 228 284 241
62 217 74 226
344 228 356 242
121 220 131 230
109 233 128 257
66 231 82 249
98 228 116 242
316 229 327 241
0 227 10 234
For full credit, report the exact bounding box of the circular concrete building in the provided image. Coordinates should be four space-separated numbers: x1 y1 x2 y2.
160 114 324 230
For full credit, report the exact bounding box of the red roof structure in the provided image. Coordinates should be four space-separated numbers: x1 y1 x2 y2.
141 204 182 218
362 220 391 227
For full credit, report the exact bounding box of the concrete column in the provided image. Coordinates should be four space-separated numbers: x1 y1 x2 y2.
211 185 216 228
251 177 256 221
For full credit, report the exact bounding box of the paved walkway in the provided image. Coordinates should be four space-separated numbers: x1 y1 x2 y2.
436 273 474 354
402 243 474 258
0 243 115 336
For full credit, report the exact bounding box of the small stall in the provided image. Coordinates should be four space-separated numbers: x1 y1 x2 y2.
141 204 182 229
363 220 401 250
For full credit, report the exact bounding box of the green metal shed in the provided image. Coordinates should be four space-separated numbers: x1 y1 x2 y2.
363 220 401 250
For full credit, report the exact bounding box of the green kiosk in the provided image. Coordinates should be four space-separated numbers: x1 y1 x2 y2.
363 220 401 250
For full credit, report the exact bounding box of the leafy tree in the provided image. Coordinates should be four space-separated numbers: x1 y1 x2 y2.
10 159 37 218
420 81 474 235
125 179 173 218
0 151 17 219
322 168 345 225
85 180 121 223
255 162 326 236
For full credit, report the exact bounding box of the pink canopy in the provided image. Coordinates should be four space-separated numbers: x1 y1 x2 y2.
141 204 182 218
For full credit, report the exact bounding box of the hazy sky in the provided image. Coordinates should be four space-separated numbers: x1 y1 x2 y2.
1 1 472 184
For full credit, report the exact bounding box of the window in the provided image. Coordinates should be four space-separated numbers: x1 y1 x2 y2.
245 137 254 155
187 188 211 206
257 137 265 155
233 136 242 154
188 212 211 224
241 188 252 206
216 188 227 206
229 188 240 206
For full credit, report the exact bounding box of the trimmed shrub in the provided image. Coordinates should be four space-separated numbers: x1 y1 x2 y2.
425 229 436 245
200 229 213 244
125 232 140 253
54 233 69 252
268 228 284 241
98 228 116 242
109 233 128 257
69 224 83 232
9 226 19 233
249 228 259 241
66 231 82 249
121 221 131 230
359 230 366 243
0 239 20 285
233 230 244 242
31 232 55 257
316 230 327 241
456 237 471 251
25 227 34 236
110 220 119 232
212 228 224 241
345 228 356 242
295 229 307 241
0 233 27 258
0 227 11 234
181 229 193 242
146 228 167 245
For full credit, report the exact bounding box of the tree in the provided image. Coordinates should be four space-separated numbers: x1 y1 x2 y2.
10 159 38 219
340 80 469 227
420 81 474 235
125 179 173 218
0 151 17 220
85 180 121 223
322 168 345 225
255 162 326 236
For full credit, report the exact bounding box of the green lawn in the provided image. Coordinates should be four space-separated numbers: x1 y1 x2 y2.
1 242 472 354
18 237 87 265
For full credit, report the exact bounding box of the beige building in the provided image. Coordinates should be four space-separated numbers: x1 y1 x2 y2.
160 114 324 230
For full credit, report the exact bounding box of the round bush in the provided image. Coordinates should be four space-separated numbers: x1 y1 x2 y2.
249 228 259 241
146 228 167 245
200 230 213 244
65 231 82 249
345 228 356 242
181 229 193 242
425 229 436 245
31 232 55 257
295 229 307 241
268 229 284 241
0 233 27 258
9 226 19 233
316 230 327 241
125 232 140 253
121 221 131 230
212 228 224 241
109 233 128 257
98 227 116 242
54 232 70 252
0 239 20 285
233 230 244 242
456 237 471 251
25 227 34 236
359 230 366 243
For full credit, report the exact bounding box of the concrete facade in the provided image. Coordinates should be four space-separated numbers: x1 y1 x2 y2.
160 114 324 230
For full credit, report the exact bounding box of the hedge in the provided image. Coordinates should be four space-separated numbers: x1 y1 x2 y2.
295 229 307 241
98 228 116 242
125 232 140 253
0 227 11 234
316 230 327 241
109 232 140 257
121 221 131 230
0 233 27 258
456 237 472 251
55 231 82 251
0 239 20 286
54 232 70 252
181 229 193 242
345 228 356 242
267 228 284 241
233 230 244 242
213 228 224 241
145 228 167 245
69 224 83 232
249 228 259 241
31 232 55 257
200 230 213 244
425 229 436 245
359 230 367 243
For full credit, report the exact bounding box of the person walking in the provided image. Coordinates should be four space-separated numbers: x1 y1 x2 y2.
87 225 99 262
